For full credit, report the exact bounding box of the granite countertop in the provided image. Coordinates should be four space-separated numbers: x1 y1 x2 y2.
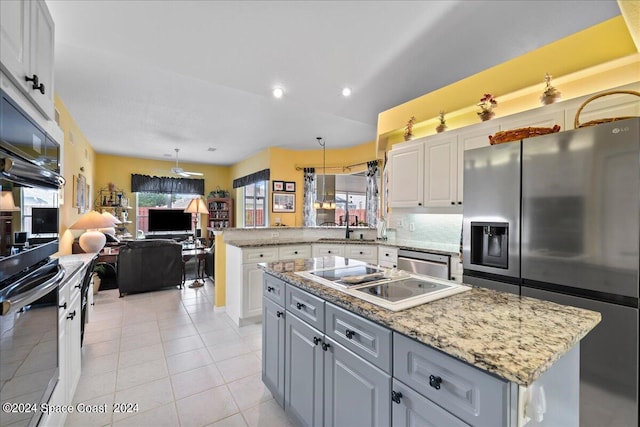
226 237 459 257
260 256 601 386
56 253 96 281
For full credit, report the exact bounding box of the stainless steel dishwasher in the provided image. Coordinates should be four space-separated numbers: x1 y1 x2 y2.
397 249 450 280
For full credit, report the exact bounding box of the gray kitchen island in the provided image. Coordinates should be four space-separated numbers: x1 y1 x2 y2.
260 256 601 427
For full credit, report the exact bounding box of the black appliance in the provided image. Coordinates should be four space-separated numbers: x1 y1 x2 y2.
1 89 65 427
463 118 639 427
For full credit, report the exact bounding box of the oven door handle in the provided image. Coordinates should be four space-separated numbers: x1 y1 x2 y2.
1 265 65 316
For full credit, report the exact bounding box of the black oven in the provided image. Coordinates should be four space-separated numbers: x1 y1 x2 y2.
1 89 65 426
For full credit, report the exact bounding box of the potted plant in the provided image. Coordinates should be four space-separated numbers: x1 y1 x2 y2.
436 111 447 133
477 93 498 121
92 264 107 294
404 116 416 141
540 73 561 105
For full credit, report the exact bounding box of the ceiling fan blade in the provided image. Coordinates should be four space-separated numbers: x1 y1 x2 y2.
185 171 204 176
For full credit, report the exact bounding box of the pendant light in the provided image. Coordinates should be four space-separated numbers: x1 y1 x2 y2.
313 137 335 209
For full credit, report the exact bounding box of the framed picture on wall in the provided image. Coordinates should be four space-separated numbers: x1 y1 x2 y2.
75 174 86 213
285 181 296 192
272 181 284 192
273 192 295 213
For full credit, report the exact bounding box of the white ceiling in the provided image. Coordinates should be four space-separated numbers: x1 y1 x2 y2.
47 0 621 166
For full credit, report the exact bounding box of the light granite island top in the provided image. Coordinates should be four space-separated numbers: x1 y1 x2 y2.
260 256 601 386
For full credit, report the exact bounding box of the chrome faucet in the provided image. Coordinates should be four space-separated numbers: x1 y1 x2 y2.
345 196 353 239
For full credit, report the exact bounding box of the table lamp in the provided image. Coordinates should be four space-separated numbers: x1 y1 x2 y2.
184 197 208 242
1 191 20 212
69 210 117 253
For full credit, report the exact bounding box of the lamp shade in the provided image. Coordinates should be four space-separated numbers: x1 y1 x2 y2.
69 210 117 230
1 191 20 211
184 197 208 214
101 211 122 224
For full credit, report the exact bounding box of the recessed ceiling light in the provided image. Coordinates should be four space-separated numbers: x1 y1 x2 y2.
342 87 352 97
272 87 284 98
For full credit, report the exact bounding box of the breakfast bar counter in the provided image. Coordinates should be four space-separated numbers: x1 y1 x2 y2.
260 256 601 387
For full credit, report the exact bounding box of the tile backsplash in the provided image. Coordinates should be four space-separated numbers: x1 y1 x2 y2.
387 213 462 247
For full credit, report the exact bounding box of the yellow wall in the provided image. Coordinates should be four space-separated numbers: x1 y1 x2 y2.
55 95 98 254
377 16 639 151
94 154 232 238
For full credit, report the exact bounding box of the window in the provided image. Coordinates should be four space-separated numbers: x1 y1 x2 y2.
335 192 366 226
22 188 58 235
136 192 194 233
244 181 267 228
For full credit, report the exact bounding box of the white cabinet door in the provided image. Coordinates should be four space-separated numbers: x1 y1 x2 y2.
28 0 54 118
243 264 265 321
456 123 498 204
423 136 457 207
344 244 377 264
377 246 398 268
312 244 345 257
0 0 30 91
389 141 424 207
67 289 82 401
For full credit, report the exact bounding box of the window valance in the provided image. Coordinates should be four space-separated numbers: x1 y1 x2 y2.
232 169 270 189
131 174 205 195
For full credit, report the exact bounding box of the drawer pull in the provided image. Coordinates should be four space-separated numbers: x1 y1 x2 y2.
259 254 263 257
322 342 331 351
313 337 321 345
429 374 442 390
58 302 67 309
266 286 274 293
294 251 298 254
391 391 403 404
345 329 356 339
296 302 306 310
327 250 332 254
66 310 76 320
276 311 284 318
359 251 363 255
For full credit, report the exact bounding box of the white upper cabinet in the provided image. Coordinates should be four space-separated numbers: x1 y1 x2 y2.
423 135 457 207
388 141 424 207
0 0 55 120
456 123 498 205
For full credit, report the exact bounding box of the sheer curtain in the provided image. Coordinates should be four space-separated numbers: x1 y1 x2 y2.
303 168 316 226
365 161 379 227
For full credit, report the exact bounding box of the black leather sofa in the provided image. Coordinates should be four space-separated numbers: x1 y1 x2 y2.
117 239 183 297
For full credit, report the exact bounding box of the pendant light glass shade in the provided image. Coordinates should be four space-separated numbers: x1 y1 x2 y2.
314 137 335 209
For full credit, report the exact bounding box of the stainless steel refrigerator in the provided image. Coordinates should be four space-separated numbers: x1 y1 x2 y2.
463 118 639 427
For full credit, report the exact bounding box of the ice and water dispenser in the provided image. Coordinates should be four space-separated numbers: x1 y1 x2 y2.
470 222 509 269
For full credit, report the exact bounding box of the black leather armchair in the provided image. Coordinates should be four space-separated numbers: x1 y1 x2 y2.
117 239 182 297
204 242 215 279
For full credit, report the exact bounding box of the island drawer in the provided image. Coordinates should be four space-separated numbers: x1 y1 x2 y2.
378 246 398 268
286 285 325 331
393 333 509 427
243 247 278 263
263 274 286 307
325 303 392 373
345 245 377 263
278 244 311 260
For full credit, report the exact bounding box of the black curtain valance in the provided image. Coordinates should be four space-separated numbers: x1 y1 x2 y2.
232 168 270 189
131 174 205 195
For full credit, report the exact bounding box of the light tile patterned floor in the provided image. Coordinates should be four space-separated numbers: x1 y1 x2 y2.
66 280 294 427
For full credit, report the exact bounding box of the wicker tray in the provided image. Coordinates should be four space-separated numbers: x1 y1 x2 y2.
574 90 640 128
489 125 561 145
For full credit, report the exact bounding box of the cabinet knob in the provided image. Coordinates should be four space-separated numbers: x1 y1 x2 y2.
322 342 331 351
296 302 306 310
276 311 284 318
327 250 332 254
418 203 422 206
58 302 67 310
267 286 274 293
75 283 82 289
313 337 321 345
458 201 462 205
259 254 263 258
25 74 45 94
345 329 356 339
429 374 442 390
66 310 76 320
391 391 403 404
450 201 455 205
359 251 363 255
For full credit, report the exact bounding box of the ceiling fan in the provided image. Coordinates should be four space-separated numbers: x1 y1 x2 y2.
171 148 203 177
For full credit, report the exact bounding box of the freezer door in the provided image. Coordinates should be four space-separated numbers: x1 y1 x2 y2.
522 118 639 299
521 286 638 427
462 141 521 279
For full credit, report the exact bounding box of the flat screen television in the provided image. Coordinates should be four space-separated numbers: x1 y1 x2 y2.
31 207 59 235
148 209 192 232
